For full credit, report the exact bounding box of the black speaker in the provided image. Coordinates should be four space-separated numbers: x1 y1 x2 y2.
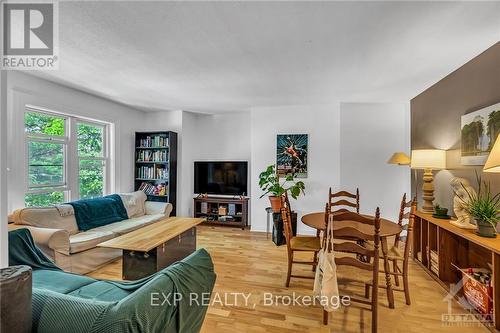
272 211 297 246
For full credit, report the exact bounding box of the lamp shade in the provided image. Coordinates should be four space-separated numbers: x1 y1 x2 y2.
387 152 411 165
410 149 446 170
484 136 500 172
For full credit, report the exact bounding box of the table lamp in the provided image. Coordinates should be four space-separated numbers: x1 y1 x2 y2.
484 135 500 172
411 149 446 213
387 152 411 165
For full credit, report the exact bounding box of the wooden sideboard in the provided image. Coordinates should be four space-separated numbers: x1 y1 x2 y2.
413 211 500 330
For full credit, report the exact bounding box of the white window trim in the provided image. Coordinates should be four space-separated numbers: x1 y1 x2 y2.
24 106 112 205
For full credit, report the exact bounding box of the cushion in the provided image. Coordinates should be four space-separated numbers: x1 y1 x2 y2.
69 230 115 254
68 281 132 302
32 270 96 294
290 236 321 251
11 207 79 235
119 191 147 218
92 214 165 235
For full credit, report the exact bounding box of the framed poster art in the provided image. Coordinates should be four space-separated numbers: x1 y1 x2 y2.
276 134 308 178
461 102 500 165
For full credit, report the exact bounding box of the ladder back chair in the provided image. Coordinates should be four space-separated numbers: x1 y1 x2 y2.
323 209 381 333
328 187 360 214
383 195 416 305
280 194 321 287
363 194 416 305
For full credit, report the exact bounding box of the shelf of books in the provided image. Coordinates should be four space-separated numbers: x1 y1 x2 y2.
134 131 177 215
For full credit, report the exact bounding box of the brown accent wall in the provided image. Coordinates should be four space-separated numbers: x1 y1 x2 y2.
411 42 500 212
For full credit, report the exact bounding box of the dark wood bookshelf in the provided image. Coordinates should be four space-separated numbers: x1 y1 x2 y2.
134 131 177 215
193 196 249 229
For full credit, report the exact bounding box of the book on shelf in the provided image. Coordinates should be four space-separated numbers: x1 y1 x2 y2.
138 182 168 196
136 150 168 162
138 135 169 148
137 166 169 179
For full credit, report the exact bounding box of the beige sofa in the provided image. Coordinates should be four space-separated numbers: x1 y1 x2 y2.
8 191 173 274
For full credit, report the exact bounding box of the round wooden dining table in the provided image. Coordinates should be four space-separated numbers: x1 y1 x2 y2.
302 212 402 237
301 212 402 309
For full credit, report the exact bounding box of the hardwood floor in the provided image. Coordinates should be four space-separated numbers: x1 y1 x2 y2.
88 226 490 333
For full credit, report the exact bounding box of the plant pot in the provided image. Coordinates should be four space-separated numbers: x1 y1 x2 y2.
434 207 448 216
269 196 282 213
475 220 497 238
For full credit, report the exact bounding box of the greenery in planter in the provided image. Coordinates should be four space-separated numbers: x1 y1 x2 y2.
456 173 500 229
258 164 305 199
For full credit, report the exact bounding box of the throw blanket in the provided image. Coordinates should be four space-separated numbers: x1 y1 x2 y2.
9 228 60 271
68 194 128 231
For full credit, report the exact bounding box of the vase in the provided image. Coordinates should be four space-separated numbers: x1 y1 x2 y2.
475 220 497 238
269 196 282 213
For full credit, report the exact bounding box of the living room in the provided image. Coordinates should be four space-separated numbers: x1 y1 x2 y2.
1 1 500 333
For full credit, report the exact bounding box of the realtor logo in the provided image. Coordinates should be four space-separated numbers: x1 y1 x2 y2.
1 1 59 69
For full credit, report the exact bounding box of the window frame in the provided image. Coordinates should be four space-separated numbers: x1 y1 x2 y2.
76 119 109 199
24 106 112 206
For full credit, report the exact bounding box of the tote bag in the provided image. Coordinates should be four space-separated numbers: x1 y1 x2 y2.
313 215 339 312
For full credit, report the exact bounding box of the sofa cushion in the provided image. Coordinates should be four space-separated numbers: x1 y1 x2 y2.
119 191 147 218
92 214 165 235
69 230 115 254
10 207 79 235
32 270 96 294
68 281 132 302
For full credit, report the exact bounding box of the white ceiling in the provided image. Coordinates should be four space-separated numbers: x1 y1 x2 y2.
28 1 500 114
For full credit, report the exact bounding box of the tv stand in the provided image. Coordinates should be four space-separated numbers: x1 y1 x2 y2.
193 196 249 229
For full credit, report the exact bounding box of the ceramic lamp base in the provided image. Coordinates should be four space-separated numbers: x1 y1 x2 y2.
421 168 435 213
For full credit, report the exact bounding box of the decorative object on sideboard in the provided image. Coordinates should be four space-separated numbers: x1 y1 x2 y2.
410 149 446 214
449 177 477 229
276 134 308 178
456 173 500 238
432 204 451 219
258 164 305 213
461 102 500 166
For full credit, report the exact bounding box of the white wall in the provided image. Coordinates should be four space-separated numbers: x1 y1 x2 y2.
340 103 411 222
250 105 341 235
6 72 147 212
1 70 8 267
175 112 251 217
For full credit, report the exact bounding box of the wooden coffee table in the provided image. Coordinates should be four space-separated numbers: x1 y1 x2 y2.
98 217 205 280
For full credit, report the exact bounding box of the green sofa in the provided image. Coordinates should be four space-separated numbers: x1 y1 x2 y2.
9 228 216 333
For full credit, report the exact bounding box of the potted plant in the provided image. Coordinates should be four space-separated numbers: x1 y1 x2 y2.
258 164 305 212
457 174 500 238
433 204 448 217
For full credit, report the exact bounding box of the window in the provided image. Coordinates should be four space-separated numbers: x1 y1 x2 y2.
25 111 68 207
77 122 106 199
24 108 111 207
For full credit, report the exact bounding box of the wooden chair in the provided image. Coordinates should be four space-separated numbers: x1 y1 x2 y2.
323 209 381 333
383 195 416 305
328 187 360 214
280 194 321 287
364 194 416 305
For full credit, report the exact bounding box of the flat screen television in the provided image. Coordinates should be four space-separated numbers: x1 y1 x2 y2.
194 161 248 196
